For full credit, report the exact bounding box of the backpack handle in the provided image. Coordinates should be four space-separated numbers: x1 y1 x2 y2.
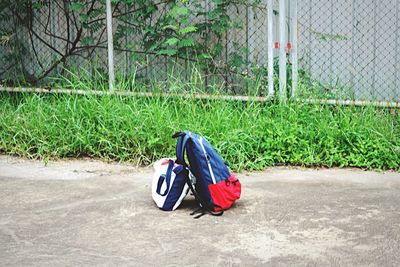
156 159 174 196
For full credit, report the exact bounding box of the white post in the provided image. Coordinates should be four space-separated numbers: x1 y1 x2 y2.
106 0 115 92
267 0 274 97
291 0 298 97
279 0 287 101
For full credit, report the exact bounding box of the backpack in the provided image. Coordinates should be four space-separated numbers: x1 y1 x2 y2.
152 158 190 211
173 131 241 218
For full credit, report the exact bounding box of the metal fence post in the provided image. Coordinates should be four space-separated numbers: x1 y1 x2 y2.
291 0 298 97
279 0 287 101
106 0 115 92
267 0 274 97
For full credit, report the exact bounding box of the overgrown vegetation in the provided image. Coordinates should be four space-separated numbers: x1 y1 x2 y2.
1 92 399 171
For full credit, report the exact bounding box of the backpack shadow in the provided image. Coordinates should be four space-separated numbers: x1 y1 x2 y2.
177 196 199 211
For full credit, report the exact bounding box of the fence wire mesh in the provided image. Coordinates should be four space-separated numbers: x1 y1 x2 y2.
0 0 399 103
298 0 400 102
0 1 110 88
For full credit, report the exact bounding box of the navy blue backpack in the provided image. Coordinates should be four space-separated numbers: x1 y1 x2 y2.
173 131 241 218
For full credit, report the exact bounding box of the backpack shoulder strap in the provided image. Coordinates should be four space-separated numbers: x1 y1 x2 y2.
173 131 191 167
185 171 224 218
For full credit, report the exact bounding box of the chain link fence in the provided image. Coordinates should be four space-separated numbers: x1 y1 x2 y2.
0 1 111 88
0 0 399 103
111 0 273 95
298 0 400 102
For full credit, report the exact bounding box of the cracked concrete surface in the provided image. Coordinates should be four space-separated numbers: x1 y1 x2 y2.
1 155 400 266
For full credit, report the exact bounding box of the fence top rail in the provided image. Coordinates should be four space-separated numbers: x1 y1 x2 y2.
0 86 272 102
1 86 400 108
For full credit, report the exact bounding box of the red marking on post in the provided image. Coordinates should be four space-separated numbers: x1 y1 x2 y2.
287 42 292 49
274 42 280 49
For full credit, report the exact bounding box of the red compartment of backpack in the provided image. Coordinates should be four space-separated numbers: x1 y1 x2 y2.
208 175 241 211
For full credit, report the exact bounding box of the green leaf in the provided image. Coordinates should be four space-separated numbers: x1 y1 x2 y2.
70 2 84 12
180 17 190 26
32 2 45 10
79 14 90 23
164 38 179 46
199 53 212 59
178 38 195 48
157 49 177 56
80 36 95 46
169 6 190 17
178 26 198 35
148 42 159 51
162 25 179 32
212 43 223 55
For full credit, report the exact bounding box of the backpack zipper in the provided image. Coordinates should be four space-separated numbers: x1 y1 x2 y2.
198 137 217 184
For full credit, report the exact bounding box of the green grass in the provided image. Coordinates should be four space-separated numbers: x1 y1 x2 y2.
1 92 399 171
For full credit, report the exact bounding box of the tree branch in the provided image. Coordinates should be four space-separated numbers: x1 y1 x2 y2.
14 11 64 58
36 27 83 81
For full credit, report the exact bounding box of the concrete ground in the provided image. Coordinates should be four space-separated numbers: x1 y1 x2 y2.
1 156 400 266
